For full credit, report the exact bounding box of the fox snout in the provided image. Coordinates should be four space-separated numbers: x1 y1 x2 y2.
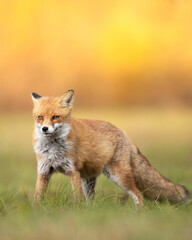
42 126 48 132
40 125 57 135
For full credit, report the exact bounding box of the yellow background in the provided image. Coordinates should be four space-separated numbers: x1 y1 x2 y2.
1 0 192 109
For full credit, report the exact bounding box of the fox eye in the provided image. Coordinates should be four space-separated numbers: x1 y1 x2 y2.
38 116 43 120
52 115 60 120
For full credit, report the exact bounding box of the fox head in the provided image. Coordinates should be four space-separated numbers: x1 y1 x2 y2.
31 90 74 137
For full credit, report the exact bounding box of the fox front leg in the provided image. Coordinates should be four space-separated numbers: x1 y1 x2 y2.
68 171 84 201
34 174 51 202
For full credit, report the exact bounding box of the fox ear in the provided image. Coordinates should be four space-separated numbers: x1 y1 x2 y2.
31 92 42 104
59 90 74 108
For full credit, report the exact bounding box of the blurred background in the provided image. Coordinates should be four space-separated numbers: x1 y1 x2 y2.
1 0 192 110
1 1 192 239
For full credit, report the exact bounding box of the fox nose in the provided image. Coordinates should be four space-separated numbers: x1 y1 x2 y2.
42 126 48 132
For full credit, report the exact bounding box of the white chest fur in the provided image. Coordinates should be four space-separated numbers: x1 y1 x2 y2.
34 123 74 176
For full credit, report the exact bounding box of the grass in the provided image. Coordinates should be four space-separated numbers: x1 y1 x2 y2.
0 108 192 240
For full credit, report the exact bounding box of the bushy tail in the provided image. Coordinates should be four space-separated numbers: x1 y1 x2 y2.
131 148 192 203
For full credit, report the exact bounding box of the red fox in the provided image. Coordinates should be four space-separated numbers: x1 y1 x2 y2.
32 90 191 207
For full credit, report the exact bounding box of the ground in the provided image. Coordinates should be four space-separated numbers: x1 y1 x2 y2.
0 108 192 240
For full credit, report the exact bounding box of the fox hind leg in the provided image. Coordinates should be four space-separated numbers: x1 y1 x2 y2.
103 166 144 208
81 177 97 201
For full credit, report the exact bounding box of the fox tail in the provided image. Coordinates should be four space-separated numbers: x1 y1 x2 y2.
131 148 192 203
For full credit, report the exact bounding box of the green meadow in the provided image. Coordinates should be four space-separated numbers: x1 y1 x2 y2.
0 108 192 240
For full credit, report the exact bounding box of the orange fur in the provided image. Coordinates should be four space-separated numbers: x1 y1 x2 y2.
32 90 191 207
